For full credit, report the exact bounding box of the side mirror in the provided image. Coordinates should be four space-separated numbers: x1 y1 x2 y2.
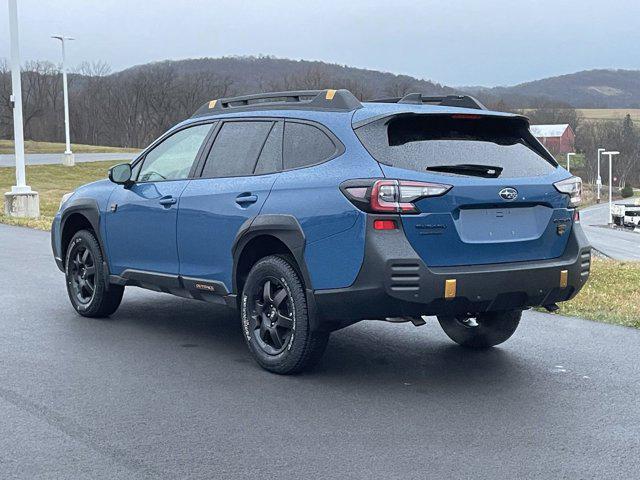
108 163 133 186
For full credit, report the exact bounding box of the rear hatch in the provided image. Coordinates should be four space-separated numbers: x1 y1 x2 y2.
355 112 575 267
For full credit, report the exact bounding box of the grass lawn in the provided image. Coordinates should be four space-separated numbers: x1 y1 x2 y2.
0 160 123 230
0 139 140 155
1 162 638 330
551 258 640 329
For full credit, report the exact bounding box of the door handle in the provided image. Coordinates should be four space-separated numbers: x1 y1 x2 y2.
159 195 177 206
235 194 258 205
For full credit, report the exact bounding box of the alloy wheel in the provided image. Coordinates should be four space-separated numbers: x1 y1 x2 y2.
69 246 96 304
250 277 295 355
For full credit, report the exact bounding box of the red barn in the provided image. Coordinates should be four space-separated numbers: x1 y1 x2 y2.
530 124 575 155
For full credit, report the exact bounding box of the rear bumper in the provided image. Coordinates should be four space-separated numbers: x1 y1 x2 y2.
313 216 591 330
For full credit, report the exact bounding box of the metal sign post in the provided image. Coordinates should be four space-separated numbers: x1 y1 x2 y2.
603 151 620 225
596 148 605 203
566 152 575 173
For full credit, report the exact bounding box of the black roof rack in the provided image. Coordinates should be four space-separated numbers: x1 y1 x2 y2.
368 93 487 110
192 89 362 117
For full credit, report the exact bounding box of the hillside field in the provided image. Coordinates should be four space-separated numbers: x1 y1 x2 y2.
577 108 640 123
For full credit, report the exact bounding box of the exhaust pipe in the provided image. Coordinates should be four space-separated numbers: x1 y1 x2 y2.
543 303 559 312
384 316 427 326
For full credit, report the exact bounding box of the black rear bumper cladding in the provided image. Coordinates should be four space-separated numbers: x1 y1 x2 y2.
313 216 591 330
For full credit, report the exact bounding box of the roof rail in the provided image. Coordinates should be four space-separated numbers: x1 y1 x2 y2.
369 93 487 110
192 89 362 117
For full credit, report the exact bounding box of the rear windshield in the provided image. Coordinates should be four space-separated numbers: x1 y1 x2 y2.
355 114 557 178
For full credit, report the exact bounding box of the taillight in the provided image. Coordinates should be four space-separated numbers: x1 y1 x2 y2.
341 179 451 214
554 176 582 207
573 210 580 222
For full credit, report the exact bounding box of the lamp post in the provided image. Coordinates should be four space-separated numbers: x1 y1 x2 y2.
603 151 620 225
3 0 39 218
596 147 605 203
566 152 576 173
51 34 74 166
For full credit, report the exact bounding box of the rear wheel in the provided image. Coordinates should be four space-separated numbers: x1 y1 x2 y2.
437 310 522 348
241 255 329 374
65 230 124 318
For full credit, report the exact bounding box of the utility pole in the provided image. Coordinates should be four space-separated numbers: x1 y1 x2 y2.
52 34 75 166
596 148 605 203
3 0 39 218
603 151 620 225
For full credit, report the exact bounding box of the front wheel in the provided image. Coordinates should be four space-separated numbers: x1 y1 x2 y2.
241 255 329 374
65 229 124 318
437 310 522 348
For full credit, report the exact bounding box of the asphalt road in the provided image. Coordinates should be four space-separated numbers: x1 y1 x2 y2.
581 203 640 260
0 152 138 167
1 224 639 479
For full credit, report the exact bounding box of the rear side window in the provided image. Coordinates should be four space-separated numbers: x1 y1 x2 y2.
201 121 272 178
283 121 337 170
254 121 283 175
355 114 556 178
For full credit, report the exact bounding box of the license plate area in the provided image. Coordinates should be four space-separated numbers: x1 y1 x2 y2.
456 205 552 243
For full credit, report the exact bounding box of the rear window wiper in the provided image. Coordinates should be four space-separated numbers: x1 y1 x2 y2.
426 164 503 178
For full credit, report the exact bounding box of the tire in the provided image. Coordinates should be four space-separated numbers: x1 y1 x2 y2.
64 229 124 318
240 255 329 374
437 310 522 348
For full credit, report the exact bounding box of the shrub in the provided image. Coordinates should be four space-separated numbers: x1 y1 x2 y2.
621 185 634 198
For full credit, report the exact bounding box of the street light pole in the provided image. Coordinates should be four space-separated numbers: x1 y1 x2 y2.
596 148 605 203
566 152 576 173
52 34 75 166
3 0 39 217
603 151 620 225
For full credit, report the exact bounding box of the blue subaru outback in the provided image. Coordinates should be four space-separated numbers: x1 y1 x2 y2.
52 89 591 374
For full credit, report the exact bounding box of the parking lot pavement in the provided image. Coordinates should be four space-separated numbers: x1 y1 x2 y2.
0 152 138 167
1 223 639 479
580 203 640 260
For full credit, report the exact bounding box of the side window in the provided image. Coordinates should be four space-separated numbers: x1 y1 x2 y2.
138 124 212 182
201 121 272 178
254 121 283 175
283 121 337 170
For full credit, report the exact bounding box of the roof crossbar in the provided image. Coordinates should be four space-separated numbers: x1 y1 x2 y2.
192 89 362 117
369 93 487 110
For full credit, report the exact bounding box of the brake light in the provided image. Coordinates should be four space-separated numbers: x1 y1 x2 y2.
573 210 580 222
450 114 482 120
341 179 452 214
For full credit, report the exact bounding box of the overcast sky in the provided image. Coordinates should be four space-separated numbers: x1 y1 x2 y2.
1 0 639 87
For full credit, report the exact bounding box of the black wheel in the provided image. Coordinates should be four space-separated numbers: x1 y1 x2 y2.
437 310 522 348
65 229 124 318
241 255 329 374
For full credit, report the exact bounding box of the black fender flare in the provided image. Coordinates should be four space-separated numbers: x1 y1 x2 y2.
232 214 325 331
60 198 111 287
232 214 311 293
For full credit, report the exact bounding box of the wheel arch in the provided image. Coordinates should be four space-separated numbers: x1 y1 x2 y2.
60 198 111 286
232 214 312 297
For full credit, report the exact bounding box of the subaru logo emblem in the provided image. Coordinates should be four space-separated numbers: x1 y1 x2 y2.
499 188 518 201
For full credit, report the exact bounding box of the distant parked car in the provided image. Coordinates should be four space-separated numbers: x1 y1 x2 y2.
612 200 640 227
52 89 591 374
